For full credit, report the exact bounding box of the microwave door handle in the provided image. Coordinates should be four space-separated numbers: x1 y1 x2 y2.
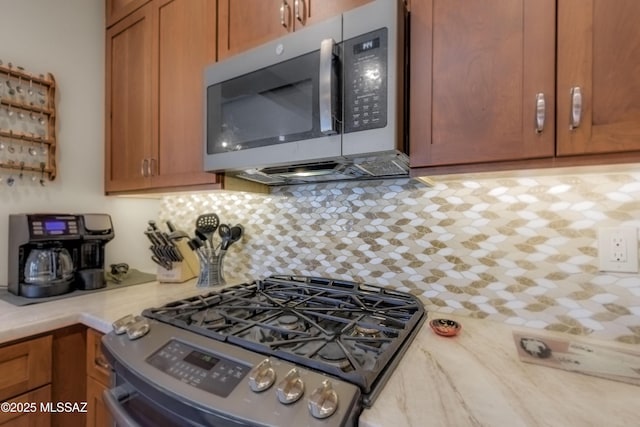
319 38 337 135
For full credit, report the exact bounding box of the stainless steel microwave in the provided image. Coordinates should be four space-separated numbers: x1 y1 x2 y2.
203 0 408 185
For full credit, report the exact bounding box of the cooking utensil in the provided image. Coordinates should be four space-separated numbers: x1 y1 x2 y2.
228 224 244 248
195 213 219 248
194 228 209 248
218 223 232 251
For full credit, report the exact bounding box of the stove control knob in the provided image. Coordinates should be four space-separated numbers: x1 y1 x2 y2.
248 359 276 392
276 368 305 404
308 379 339 419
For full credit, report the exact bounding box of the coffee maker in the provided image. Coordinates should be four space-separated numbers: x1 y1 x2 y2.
76 214 115 290
8 213 114 298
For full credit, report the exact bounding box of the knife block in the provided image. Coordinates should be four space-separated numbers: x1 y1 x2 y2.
156 240 198 283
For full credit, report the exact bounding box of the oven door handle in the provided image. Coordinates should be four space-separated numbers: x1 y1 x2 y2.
319 37 337 135
103 384 142 427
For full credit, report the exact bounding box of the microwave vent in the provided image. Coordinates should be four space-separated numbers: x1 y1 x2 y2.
354 154 409 176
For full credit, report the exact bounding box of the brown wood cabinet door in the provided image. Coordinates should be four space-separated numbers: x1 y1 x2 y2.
0 385 51 427
557 0 640 156
86 329 111 386
0 335 51 402
86 377 112 427
295 0 371 28
218 0 371 59
410 0 556 168
151 0 218 188
105 3 154 193
106 0 150 27
218 0 290 60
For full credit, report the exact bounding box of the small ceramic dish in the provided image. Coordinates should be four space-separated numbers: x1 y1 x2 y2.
429 318 461 337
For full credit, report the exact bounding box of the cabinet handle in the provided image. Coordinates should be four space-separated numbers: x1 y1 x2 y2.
294 0 305 24
95 355 111 370
149 158 157 177
535 92 545 133
569 86 582 130
280 1 291 28
140 158 148 177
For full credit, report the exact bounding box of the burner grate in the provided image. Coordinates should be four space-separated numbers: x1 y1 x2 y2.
143 275 425 399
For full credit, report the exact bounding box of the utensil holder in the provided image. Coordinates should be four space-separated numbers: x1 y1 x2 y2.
196 248 226 287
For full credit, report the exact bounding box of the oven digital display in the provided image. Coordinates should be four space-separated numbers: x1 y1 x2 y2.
184 350 219 371
146 340 250 398
44 220 67 232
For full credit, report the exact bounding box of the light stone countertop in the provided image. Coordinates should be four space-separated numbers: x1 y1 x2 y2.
0 280 209 344
359 313 639 427
1 281 637 427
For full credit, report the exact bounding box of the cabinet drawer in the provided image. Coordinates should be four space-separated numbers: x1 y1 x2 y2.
0 336 52 401
86 329 111 385
0 384 51 426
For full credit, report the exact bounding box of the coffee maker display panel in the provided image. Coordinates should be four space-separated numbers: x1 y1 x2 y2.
28 215 80 239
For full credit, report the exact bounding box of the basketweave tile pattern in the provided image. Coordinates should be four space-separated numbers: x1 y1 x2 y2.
159 171 640 344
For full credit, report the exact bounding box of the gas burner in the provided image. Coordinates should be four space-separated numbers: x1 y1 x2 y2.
318 342 350 370
276 314 303 331
190 309 225 326
249 313 308 344
353 325 381 338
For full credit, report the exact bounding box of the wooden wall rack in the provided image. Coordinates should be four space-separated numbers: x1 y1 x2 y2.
0 61 56 186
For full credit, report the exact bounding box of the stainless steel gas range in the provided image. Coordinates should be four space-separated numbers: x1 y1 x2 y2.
102 275 425 426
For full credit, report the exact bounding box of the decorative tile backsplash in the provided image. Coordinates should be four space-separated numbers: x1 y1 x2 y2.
160 169 640 344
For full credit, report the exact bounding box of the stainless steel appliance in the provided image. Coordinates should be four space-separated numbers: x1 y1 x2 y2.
204 0 408 185
102 275 425 426
8 213 114 297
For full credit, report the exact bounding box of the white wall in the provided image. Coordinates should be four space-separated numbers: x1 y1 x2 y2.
0 0 160 284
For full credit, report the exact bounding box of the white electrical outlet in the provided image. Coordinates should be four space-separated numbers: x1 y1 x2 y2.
598 227 639 273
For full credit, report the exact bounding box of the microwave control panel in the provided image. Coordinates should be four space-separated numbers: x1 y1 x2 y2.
343 28 388 134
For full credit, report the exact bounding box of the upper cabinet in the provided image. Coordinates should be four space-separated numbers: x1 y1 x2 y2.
106 0 150 27
105 0 219 194
218 0 371 60
556 0 640 156
410 0 555 168
410 0 640 173
106 3 153 193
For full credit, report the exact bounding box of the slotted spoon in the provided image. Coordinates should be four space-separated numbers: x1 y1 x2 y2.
195 213 220 248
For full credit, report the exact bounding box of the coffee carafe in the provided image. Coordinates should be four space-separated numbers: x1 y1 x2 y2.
23 245 75 286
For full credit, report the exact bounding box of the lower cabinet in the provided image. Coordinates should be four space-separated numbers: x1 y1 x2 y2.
0 326 110 427
0 386 51 427
86 329 113 427
0 335 52 426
